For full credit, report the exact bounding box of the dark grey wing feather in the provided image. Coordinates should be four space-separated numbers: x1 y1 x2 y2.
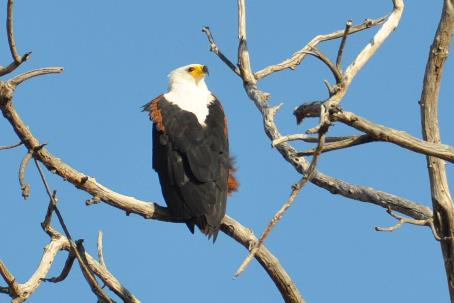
148 95 229 238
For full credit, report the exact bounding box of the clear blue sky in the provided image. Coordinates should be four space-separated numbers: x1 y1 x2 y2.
1 1 453 302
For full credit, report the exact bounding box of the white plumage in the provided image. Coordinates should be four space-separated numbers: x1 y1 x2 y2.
164 64 215 126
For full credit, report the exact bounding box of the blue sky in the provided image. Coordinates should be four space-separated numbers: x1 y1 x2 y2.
1 1 453 302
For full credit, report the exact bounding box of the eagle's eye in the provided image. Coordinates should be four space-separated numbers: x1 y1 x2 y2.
187 67 195 72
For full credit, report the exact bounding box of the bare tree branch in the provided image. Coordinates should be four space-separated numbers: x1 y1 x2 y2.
6 0 22 63
299 1 404 135
267 102 432 222
273 134 371 146
84 252 139 303
375 207 433 232
202 27 240 76
3 229 139 303
342 0 404 88
75 240 115 303
9 68 64 87
0 260 21 299
1 236 70 302
272 134 312 147
42 251 76 283
294 104 454 163
334 110 454 163
97 231 107 269
419 0 454 299
237 0 255 84
336 20 352 70
303 48 343 84
0 0 31 77
41 201 140 302
18 151 32 199
298 134 376 156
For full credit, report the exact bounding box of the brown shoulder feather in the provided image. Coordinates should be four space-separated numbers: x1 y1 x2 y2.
143 94 165 132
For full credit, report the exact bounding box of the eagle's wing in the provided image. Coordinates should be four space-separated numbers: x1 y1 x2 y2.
144 95 229 237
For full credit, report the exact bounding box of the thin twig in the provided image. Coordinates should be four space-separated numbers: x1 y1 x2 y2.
97 231 107 269
18 151 32 199
202 27 240 76
41 190 58 236
0 141 22 150
235 130 326 278
375 206 432 232
272 134 311 147
336 20 353 70
305 48 343 84
323 79 335 95
274 134 368 147
298 134 376 155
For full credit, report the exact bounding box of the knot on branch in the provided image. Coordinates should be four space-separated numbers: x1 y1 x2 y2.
0 81 15 102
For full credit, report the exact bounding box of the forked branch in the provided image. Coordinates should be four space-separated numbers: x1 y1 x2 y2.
0 0 31 77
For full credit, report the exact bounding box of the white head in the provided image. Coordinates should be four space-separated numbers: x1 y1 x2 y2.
164 64 215 126
167 64 210 91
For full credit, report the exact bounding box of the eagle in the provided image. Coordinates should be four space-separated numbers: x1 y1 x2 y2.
143 64 238 240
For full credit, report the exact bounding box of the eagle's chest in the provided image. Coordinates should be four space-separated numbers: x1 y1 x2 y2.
164 89 214 126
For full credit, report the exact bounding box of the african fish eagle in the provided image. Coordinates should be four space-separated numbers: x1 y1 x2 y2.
143 64 238 240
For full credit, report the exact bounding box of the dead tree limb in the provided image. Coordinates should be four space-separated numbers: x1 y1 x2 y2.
0 141 22 150
293 105 454 163
419 0 454 299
